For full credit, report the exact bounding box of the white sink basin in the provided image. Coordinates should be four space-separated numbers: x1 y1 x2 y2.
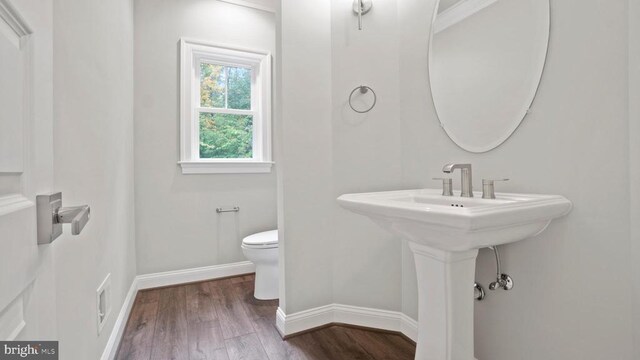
337 188 571 360
337 188 572 251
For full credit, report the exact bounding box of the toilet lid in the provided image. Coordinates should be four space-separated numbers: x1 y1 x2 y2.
242 230 278 247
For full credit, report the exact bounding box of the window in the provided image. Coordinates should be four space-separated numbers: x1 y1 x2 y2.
179 39 272 174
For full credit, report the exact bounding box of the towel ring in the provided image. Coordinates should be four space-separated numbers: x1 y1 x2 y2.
349 85 377 113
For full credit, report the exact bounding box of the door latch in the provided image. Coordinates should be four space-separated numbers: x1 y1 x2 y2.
36 192 90 244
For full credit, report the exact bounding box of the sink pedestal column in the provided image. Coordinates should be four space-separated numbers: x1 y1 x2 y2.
409 242 478 360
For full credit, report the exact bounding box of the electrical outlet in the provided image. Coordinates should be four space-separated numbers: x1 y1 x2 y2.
96 274 112 334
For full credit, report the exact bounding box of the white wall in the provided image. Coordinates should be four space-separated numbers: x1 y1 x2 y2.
280 0 636 358
277 0 334 313
329 0 404 311
400 0 634 359
52 0 137 358
278 0 407 315
629 0 640 357
134 0 277 274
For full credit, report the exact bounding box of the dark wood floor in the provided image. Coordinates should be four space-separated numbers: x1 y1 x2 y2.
116 274 415 360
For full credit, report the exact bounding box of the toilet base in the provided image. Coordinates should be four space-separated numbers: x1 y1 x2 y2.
253 263 278 300
242 244 279 300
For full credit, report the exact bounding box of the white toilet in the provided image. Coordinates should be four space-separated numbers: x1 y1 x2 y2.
241 229 278 300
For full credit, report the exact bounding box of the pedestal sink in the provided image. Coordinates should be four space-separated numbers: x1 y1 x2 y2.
337 188 571 360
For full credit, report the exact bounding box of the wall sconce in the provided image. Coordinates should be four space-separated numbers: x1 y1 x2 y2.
353 0 373 30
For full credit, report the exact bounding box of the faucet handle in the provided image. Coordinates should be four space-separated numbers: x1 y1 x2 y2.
482 179 509 199
433 177 453 197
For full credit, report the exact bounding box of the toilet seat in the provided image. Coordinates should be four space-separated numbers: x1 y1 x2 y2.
242 230 278 249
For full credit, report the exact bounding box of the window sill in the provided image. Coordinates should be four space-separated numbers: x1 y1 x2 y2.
178 161 274 174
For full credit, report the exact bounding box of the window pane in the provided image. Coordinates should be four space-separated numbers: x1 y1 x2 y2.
199 112 253 159
200 63 226 108
227 66 252 110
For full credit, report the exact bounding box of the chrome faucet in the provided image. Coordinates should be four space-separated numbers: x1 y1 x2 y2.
442 163 473 197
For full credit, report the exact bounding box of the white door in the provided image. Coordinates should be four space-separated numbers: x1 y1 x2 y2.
0 0 57 341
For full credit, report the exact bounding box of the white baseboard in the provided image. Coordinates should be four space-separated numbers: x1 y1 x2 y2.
100 261 255 360
275 304 334 337
100 277 138 360
276 304 418 342
399 313 418 342
136 261 256 290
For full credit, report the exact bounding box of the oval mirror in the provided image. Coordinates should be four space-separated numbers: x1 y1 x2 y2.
428 0 550 152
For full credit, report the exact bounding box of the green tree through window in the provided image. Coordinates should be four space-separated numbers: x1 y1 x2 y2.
199 113 253 158
199 63 253 159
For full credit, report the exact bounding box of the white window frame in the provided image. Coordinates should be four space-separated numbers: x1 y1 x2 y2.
179 38 273 174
